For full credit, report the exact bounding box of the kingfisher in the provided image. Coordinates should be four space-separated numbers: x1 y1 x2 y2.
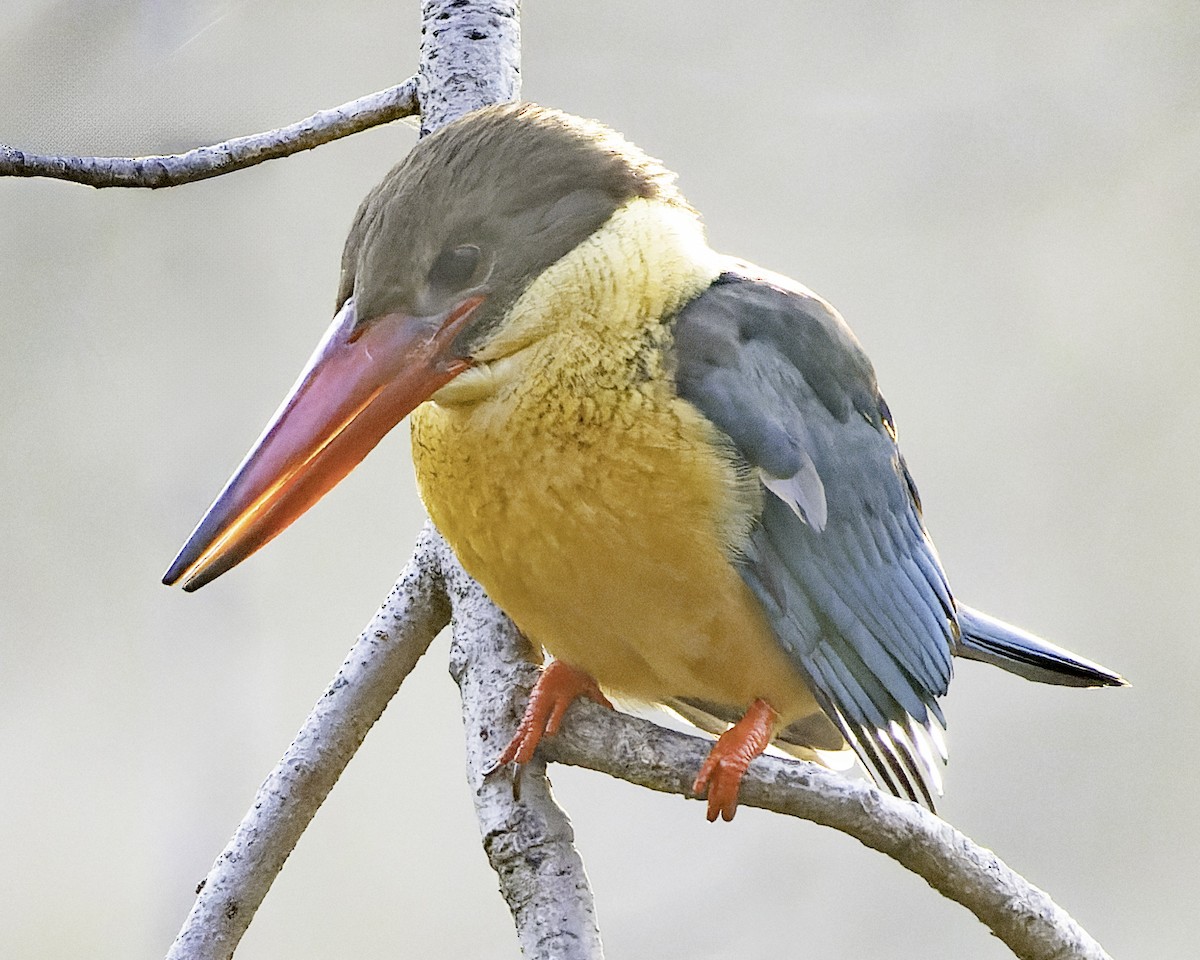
163 103 1124 820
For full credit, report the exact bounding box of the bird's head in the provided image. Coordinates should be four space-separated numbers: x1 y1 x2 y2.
163 103 685 590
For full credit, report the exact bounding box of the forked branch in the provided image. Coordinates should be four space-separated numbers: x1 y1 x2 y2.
167 525 1112 960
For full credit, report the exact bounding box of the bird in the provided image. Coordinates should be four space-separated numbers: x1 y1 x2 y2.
163 102 1125 821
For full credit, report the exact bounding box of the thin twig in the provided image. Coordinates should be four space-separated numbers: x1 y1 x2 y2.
0 78 417 189
165 525 449 960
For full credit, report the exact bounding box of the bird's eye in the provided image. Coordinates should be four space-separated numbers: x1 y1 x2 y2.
429 244 481 290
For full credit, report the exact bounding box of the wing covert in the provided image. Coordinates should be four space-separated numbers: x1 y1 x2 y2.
672 264 958 804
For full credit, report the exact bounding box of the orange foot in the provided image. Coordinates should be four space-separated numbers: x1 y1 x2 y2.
496 659 614 767
692 698 780 822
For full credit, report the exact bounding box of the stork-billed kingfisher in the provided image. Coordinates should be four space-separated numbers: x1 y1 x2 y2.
163 103 1124 820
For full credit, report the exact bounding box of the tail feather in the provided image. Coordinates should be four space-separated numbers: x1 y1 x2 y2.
956 604 1127 688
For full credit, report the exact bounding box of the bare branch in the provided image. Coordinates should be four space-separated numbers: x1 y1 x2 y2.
0 78 417 189
165 525 449 960
417 0 522 135
412 9 606 958
442 536 605 960
428 517 1111 960
164 519 1112 960
540 702 1113 960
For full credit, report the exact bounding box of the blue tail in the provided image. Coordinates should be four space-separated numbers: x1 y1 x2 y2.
956 604 1127 688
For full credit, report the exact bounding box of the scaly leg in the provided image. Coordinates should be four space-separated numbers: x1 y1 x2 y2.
496 659 614 766
692 698 780 822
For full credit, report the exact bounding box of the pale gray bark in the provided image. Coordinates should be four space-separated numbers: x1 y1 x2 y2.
417 12 605 958
0 79 417 189
164 520 608 960
167 522 1113 960
442 538 605 959
165 524 449 960
540 700 1112 960
417 0 522 135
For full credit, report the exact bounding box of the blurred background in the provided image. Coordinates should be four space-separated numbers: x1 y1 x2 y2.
2 1 1196 957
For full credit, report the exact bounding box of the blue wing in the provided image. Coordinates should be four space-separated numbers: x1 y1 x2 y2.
673 264 957 804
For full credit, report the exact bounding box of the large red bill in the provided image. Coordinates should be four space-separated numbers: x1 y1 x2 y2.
163 294 483 591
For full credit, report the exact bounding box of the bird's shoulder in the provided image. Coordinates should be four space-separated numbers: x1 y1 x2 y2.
670 261 902 531
672 261 883 428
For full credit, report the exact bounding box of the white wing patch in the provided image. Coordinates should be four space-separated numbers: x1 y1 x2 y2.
759 452 827 532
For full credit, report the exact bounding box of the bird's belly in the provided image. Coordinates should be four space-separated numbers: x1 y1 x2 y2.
410 392 820 725
519 538 816 723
